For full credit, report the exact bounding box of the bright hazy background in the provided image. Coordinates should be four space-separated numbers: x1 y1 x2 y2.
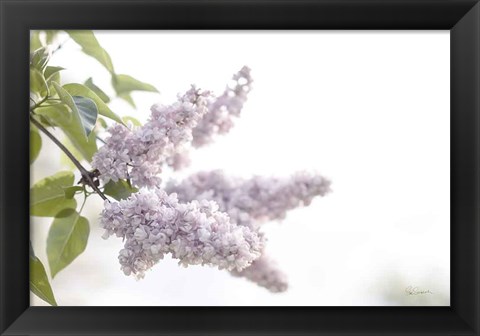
31 31 450 306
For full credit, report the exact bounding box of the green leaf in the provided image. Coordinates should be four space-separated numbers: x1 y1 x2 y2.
118 92 136 108
122 116 142 127
104 180 138 201
36 114 56 128
52 82 98 139
30 68 49 98
84 77 110 103
72 96 98 136
66 30 115 74
47 209 89 278
30 125 42 164
30 171 77 217
44 66 65 80
112 74 158 95
63 83 122 124
35 104 98 161
59 137 82 169
30 47 50 72
52 83 82 129
37 113 57 128
63 186 83 199
46 71 61 95
30 31 42 51
30 253 58 306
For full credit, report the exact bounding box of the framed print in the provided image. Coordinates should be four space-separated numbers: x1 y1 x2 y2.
27 30 451 307
1 0 479 335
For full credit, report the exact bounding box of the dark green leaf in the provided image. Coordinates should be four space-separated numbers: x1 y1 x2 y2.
52 82 83 131
84 77 110 103
30 171 77 217
53 82 98 139
72 96 98 137
104 180 138 201
30 125 42 164
30 254 57 306
63 83 122 124
66 30 115 74
112 74 159 95
47 209 90 278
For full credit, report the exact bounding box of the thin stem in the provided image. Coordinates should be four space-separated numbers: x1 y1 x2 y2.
96 135 106 145
30 114 85 172
30 114 109 201
30 96 48 112
79 193 88 215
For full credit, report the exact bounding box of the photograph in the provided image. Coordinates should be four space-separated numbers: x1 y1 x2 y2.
29 30 450 306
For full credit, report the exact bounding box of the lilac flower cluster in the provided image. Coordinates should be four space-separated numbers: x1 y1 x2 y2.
165 170 332 225
231 255 288 293
91 86 211 188
167 66 253 170
92 66 332 292
165 170 331 291
100 188 264 279
93 67 252 179
192 66 253 147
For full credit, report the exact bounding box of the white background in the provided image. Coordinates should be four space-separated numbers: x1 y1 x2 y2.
31 31 450 306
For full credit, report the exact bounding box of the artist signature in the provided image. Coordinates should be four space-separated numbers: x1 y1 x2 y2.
405 286 433 295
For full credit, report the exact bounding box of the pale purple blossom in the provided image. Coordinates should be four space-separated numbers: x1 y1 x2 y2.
92 66 333 292
168 66 253 170
166 150 192 171
165 170 331 292
192 66 253 147
92 86 211 188
100 188 264 279
165 170 332 224
231 255 288 293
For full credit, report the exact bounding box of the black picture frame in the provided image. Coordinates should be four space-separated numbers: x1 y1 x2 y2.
1 0 479 335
